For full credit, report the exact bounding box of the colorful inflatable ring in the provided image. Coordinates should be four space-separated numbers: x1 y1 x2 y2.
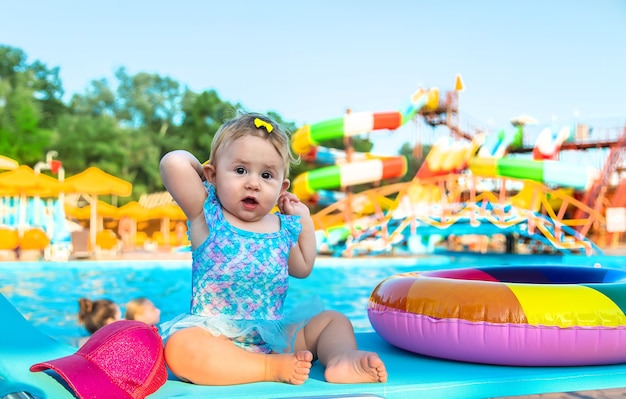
368 265 626 366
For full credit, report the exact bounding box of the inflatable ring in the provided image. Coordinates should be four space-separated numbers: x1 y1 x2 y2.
368 265 626 366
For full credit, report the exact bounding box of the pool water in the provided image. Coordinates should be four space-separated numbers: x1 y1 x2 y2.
0 252 621 346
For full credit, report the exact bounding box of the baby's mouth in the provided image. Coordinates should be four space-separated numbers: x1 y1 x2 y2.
242 197 258 209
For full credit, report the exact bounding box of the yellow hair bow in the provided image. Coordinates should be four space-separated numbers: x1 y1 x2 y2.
254 118 274 133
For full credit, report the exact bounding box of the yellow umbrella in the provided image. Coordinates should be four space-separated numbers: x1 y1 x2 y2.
64 167 132 249
64 203 86 220
118 201 151 221
148 203 186 220
64 167 132 196
0 165 66 197
65 200 120 220
147 203 186 246
0 165 67 229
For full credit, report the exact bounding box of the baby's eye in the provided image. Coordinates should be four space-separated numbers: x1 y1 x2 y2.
235 167 246 175
261 171 273 179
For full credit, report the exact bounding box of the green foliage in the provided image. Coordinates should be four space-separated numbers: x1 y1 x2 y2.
177 89 238 161
52 113 126 172
0 46 56 164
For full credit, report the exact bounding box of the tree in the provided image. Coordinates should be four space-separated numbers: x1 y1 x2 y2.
53 113 127 175
176 89 237 161
114 67 182 132
0 45 62 164
29 60 66 128
69 78 116 118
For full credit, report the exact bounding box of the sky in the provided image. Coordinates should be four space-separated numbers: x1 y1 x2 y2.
2 0 626 155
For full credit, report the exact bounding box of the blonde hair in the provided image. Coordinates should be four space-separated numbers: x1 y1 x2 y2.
209 112 299 177
125 297 151 320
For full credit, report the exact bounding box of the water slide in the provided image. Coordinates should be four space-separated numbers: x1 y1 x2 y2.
293 157 408 203
292 88 439 201
469 124 597 190
468 156 599 190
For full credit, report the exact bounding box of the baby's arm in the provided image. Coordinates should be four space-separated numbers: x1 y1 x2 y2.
159 150 209 247
278 191 316 278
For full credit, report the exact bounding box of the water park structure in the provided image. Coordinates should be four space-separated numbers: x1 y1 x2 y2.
296 76 626 257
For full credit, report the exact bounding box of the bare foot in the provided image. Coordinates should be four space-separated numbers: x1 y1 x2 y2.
265 350 313 385
324 350 388 383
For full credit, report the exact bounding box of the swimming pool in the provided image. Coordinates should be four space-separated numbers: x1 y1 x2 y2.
0 252 620 346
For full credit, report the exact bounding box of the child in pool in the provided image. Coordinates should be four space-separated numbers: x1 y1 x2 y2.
78 298 121 335
125 297 161 325
77 298 121 346
159 112 387 386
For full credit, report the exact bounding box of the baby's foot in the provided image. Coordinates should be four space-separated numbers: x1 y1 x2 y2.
266 350 313 385
324 350 388 383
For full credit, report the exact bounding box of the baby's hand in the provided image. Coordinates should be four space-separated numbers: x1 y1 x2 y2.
278 192 310 217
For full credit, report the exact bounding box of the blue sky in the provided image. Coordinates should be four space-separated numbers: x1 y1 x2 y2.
2 1 625 154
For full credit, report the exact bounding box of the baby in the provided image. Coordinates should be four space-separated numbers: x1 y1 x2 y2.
125 297 161 325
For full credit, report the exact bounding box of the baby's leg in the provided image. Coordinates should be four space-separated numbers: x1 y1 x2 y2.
165 327 313 385
295 310 388 383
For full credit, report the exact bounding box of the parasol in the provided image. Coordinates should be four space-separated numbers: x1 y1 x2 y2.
64 167 132 250
0 165 67 231
148 203 187 246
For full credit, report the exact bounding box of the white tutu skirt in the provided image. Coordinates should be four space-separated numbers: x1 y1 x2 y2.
160 296 324 354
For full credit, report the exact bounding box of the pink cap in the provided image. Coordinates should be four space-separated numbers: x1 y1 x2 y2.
30 320 167 399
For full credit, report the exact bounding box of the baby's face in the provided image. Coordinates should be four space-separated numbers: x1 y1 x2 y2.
136 301 161 325
210 135 288 224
